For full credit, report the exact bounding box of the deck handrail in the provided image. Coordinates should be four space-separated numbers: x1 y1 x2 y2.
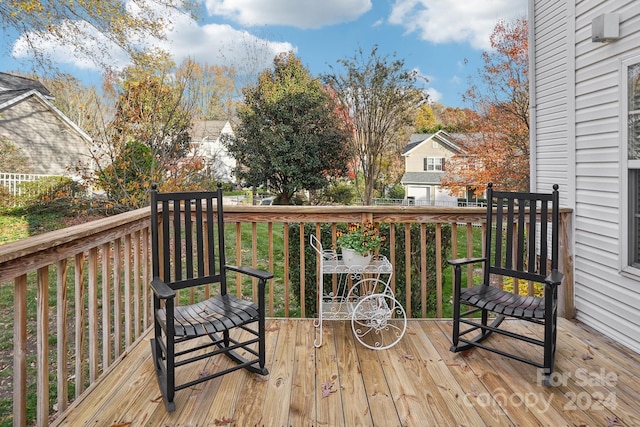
0 205 573 426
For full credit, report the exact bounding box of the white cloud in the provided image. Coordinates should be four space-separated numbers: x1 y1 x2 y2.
11 20 128 71
411 67 440 102
388 0 527 50
413 67 434 84
159 12 295 72
426 87 442 103
205 0 372 29
11 4 294 75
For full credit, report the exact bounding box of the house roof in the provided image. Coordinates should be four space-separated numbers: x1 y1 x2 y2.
190 120 232 140
400 171 445 185
447 132 484 150
0 72 52 105
402 130 464 156
0 73 92 143
403 132 435 154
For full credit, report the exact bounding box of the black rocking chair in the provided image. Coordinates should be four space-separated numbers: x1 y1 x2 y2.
150 184 273 411
449 183 563 385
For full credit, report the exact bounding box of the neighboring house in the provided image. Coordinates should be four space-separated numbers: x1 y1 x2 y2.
530 1 640 353
190 120 236 183
0 72 92 176
400 130 467 205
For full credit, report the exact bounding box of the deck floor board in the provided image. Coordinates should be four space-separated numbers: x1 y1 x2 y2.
52 318 640 427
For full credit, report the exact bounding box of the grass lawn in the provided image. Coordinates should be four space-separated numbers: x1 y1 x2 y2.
0 211 68 244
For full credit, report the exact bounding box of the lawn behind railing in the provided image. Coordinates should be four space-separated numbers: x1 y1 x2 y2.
0 204 573 426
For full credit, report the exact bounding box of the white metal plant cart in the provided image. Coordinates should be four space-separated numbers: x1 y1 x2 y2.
310 235 407 350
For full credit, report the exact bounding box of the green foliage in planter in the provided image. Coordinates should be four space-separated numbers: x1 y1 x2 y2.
288 222 452 318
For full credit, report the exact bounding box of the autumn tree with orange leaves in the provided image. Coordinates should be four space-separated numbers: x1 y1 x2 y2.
440 18 530 195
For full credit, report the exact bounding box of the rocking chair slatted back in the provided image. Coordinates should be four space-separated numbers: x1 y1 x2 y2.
486 186 559 285
151 191 224 291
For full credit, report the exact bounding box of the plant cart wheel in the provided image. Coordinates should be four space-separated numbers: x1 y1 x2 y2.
345 277 389 310
351 293 407 350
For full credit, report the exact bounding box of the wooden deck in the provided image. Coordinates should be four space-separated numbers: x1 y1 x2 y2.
51 318 640 427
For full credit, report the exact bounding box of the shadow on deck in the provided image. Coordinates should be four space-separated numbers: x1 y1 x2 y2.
52 319 640 426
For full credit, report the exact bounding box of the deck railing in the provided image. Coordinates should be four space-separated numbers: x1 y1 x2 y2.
0 205 573 426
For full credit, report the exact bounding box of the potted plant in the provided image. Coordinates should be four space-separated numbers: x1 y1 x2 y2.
336 222 383 268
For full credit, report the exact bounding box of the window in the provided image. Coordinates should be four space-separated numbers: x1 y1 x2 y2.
629 171 640 267
627 63 640 267
423 157 445 171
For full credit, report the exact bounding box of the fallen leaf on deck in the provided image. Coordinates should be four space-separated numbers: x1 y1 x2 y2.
607 416 621 426
321 381 336 398
214 417 235 426
585 339 599 350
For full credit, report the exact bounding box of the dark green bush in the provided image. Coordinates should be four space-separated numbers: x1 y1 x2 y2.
288 222 452 318
313 181 356 205
387 183 405 200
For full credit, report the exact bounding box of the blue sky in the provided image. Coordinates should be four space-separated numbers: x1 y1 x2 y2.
1 0 528 108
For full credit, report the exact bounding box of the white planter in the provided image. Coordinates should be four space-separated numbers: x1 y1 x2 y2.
341 247 371 268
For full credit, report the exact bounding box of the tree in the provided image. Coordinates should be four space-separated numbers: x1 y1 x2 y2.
415 102 479 134
75 51 203 209
415 103 439 133
441 18 529 194
224 52 352 205
176 59 237 121
1 0 197 70
38 73 109 138
323 46 427 204
110 53 193 163
95 140 156 209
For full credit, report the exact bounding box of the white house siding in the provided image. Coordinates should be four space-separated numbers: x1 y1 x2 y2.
191 120 236 183
531 0 572 203
403 136 452 172
532 0 640 353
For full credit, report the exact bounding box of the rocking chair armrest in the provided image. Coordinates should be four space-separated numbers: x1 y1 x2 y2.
225 265 274 282
545 269 564 287
151 277 176 300
448 257 486 267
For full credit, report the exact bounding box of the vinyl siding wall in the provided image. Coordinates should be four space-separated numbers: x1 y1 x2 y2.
404 139 453 173
532 0 640 353
0 96 91 175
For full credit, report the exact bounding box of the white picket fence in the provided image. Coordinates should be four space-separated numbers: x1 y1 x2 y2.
0 172 66 197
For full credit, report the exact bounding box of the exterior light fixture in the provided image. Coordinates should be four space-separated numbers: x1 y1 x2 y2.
592 13 620 42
